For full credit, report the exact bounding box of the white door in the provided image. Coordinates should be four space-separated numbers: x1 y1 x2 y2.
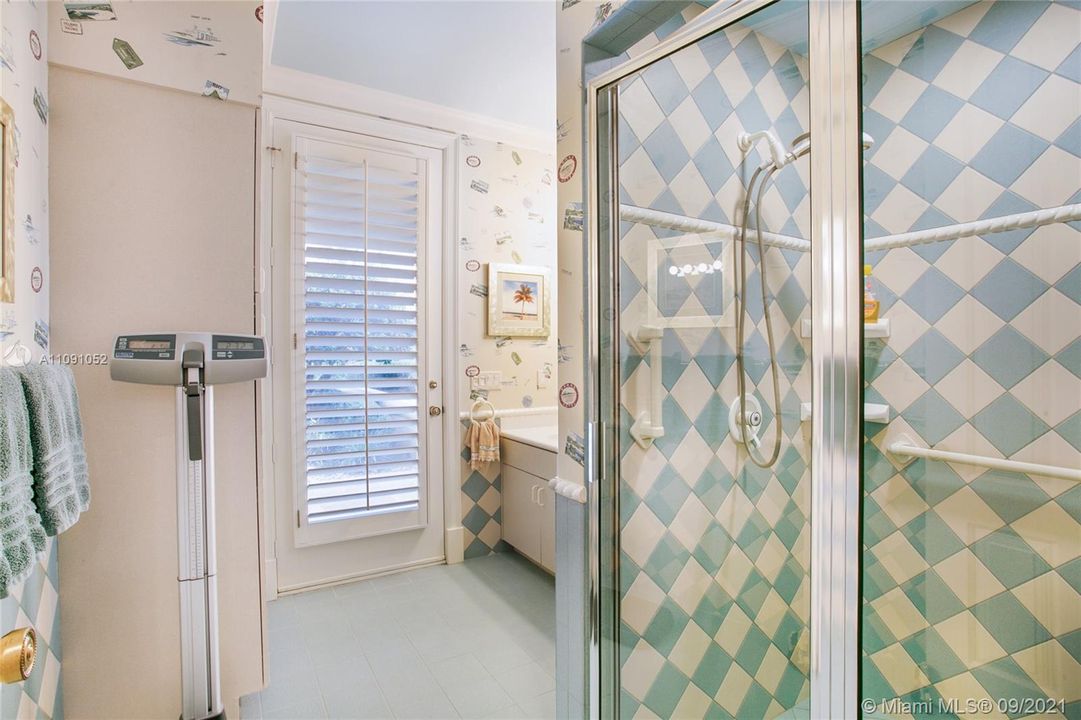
271 119 445 591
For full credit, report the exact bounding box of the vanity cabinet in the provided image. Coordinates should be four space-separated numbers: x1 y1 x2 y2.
501 436 557 573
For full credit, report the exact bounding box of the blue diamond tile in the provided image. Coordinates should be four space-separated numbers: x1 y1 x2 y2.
970 469 1051 524
696 27 734 68
971 56 1049 120
690 73 734 130
901 85 964 142
1057 43 1081 83
909 207 958 262
978 191 1040 254
901 389 966 445
1055 262 1081 305
863 162 896 215
642 57 690 115
971 527 1051 589
774 50 807 100
970 123 1048 187
968 1 1046 54
693 136 734 194
1057 338 1081 380
734 93 771 141
899 25 965 83
902 146 964 203
618 115 641 165
695 329 736 388
1054 116 1081 159
734 32 772 84
1056 410 1081 453
971 326 1049 389
971 393 1050 456
901 328 965 385
642 121 691 183
644 465 692 526
971 258 1050 321
901 267 965 323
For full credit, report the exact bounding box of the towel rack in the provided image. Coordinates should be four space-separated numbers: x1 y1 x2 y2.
468 399 497 423
888 434 1081 482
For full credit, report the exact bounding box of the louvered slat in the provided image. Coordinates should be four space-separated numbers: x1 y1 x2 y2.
298 149 423 525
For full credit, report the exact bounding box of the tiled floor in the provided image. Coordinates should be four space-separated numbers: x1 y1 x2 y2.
241 552 556 720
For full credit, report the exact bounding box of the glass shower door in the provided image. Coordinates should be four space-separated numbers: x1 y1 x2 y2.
859 1 1081 717
599 3 816 717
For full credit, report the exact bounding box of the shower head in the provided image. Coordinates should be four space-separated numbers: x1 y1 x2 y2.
787 131 876 163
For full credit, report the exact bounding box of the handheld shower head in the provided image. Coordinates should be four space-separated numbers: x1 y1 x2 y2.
787 131 875 162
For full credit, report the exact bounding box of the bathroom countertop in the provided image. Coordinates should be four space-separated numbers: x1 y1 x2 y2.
501 426 559 453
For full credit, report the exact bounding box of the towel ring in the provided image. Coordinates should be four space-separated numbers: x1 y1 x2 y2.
470 399 496 423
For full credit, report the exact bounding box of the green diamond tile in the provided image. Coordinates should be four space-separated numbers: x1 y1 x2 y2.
694 459 732 514
735 679 774 719
902 328 965 385
901 458 964 505
970 657 1046 720
655 396 693 458
691 582 732 637
1057 484 1081 526
863 554 900 601
461 471 491 502
1057 410 1081 453
970 527 1052 589
1058 558 1081 595
969 469 1051 524
774 500 805 550
901 389 967 445
642 661 691 719
736 510 772 560
971 591 1052 655
691 644 733 697
896 684 948 720
901 627 968 683
901 510 965 565
696 395 729 449
620 485 642 527
619 689 641 720
1060 629 1081 665
900 570 966 625
644 465 692 525
862 651 898 703
643 532 691 592
734 623 772 676
643 596 691 658
772 610 804 655
773 662 808 708
735 568 771 619
863 603 898 654
971 394 1050 456
462 504 493 534
692 522 734 574
773 557 804 605
865 442 899 492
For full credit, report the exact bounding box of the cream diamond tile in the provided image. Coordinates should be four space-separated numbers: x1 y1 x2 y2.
935 360 1004 419
622 431 669 500
1013 640 1081 703
935 673 1003 720
1012 289 1081 355
1011 434 1081 497
882 300 933 355
934 610 1007 669
934 296 1004 355
632 704 661 720
1010 223 1081 285
623 504 668 568
1013 571 1081 636
1010 74 1081 143
754 534 788 585
671 44 711 93
1011 504 1081 568
871 127 929 181
623 573 666 635
714 52 752 107
671 433 713 490
669 557 713 615
621 222 659 285
715 173 746 222
756 644 789 695
871 29 920 67
756 478 790 528
872 69 929 122
715 662 753 716
874 247 931 297
1011 3 1081 71
755 72 790 122
622 640 666 702
935 487 1004 545
755 588 788 640
669 162 713 218
933 548 1006 606
619 77 666 142
715 114 748 172
669 493 714 554
717 484 755 537
715 602 752 656
669 621 711 679
1011 360 1080 427
621 147 667 207
671 360 714 422
669 96 712 157
722 24 751 48
1012 146 1081 208
932 39 1003 100
478 486 501 516
872 475 930 530
939 423 1002 482
934 236 1004 291
871 642 931 696
38 651 59 719
871 184 931 235
672 682 713 719
936 167 1003 224
875 359 931 413
872 587 929 642
717 546 754 600
935 104 1004 165
757 32 789 66
874 530 930 586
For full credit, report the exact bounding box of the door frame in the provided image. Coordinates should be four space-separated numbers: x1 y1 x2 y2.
257 94 461 596
584 1 864 718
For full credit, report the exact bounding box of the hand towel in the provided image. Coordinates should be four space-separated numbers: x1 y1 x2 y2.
466 418 500 470
0 369 47 598
17 363 91 536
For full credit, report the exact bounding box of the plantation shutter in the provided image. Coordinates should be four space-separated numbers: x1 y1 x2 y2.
295 139 425 525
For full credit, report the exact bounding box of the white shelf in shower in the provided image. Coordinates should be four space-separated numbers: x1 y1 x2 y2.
801 402 889 424
800 318 890 340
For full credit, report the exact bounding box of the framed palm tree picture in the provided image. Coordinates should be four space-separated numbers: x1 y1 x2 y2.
487 263 551 338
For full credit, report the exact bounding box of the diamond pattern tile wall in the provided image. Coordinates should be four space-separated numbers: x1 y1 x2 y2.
861 2 1081 717
617 16 814 719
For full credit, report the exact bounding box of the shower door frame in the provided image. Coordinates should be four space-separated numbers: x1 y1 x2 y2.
584 1 865 718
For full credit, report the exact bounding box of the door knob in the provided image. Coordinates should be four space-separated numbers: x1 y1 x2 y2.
429 406 442 417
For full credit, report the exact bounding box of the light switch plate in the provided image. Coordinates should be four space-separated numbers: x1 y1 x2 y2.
471 371 502 391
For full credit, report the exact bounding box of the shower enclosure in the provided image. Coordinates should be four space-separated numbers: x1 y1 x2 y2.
585 1 1080 718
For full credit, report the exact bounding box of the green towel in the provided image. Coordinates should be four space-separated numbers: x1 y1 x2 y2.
0 368 48 598
17 364 91 536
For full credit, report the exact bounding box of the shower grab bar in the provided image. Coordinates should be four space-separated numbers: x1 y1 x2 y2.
456 405 557 420
621 203 1081 254
619 204 812 252
888 434 1081 482
865 203 1081 252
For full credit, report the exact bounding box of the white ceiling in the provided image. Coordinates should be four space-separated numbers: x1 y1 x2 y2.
271 0 556 133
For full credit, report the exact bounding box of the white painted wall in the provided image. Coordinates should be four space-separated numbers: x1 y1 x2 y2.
271 0 556 133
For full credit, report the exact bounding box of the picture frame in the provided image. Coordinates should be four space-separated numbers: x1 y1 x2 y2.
1 96 14 304
487 263 551 338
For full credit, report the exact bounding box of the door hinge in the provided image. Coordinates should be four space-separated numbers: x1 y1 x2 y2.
296 510 300 528
294 152 299 170
293 332 297 350
266 145 281 167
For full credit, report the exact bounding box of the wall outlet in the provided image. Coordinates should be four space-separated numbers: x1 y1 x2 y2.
537 369 549 389
471 371 502 391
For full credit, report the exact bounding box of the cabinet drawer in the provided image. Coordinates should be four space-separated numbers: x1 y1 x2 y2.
501 438 556 478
